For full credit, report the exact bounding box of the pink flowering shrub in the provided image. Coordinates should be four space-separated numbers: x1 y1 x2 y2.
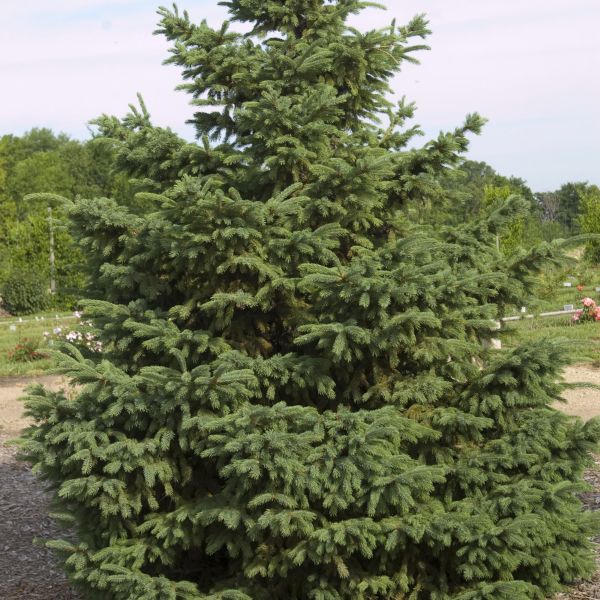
572 297 600 323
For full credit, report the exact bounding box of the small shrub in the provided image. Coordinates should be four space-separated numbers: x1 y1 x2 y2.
1 272 50 315
8 338 48 362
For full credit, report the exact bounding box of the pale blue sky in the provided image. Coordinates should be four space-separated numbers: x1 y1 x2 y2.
1 0 598 191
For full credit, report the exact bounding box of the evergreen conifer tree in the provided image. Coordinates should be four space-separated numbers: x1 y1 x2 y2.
21 2 599 598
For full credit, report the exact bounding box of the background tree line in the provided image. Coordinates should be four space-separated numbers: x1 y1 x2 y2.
415 158 600 260
0 128 134 312
0 127 598 314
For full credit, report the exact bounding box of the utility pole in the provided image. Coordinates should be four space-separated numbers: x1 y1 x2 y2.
48 206 56 295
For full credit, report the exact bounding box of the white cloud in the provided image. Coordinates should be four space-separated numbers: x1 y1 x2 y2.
1 0 598 190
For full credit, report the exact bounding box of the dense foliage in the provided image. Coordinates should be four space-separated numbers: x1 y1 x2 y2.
1 270 50 315
21 2 599 599
429 161 598 254
0 128 133 308
578 185 600 262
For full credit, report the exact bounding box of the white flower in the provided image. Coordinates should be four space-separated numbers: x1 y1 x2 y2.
53 327 62 334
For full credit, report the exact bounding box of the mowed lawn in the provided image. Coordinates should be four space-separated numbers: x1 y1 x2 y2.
0 312 76 377
505 271 600 363
0 306 599 378
502 314 600 363
527 284 600 314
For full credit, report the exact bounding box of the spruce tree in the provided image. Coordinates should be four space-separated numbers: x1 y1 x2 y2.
21 2 599 599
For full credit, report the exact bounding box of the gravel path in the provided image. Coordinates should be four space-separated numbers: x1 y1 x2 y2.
0 368 598 600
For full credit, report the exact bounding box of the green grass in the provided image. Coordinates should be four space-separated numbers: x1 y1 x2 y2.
502 314 600 364
1 304 599 380
504 260 600 363
525 285 600 314
0 312 76 377
528 258 600 314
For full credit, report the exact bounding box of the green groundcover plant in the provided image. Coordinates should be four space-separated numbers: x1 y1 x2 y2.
8 337 48 363
20 2 599 599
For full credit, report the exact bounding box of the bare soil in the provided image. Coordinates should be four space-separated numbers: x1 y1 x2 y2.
555 365 600 421
0 368 598 600
0 375 65 438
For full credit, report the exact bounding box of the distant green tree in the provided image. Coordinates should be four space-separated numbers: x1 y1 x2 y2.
7 152 75 217
0 129 134 305
0 211 85 306
555 182 589 234
579 185 600 262
0 157 6 191
428 160 536 228
480 184 524 254
0 128 67 171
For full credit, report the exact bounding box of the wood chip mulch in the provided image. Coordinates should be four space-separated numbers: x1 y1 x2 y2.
554 463 600 600
0 436 598 600
0 435 80 600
